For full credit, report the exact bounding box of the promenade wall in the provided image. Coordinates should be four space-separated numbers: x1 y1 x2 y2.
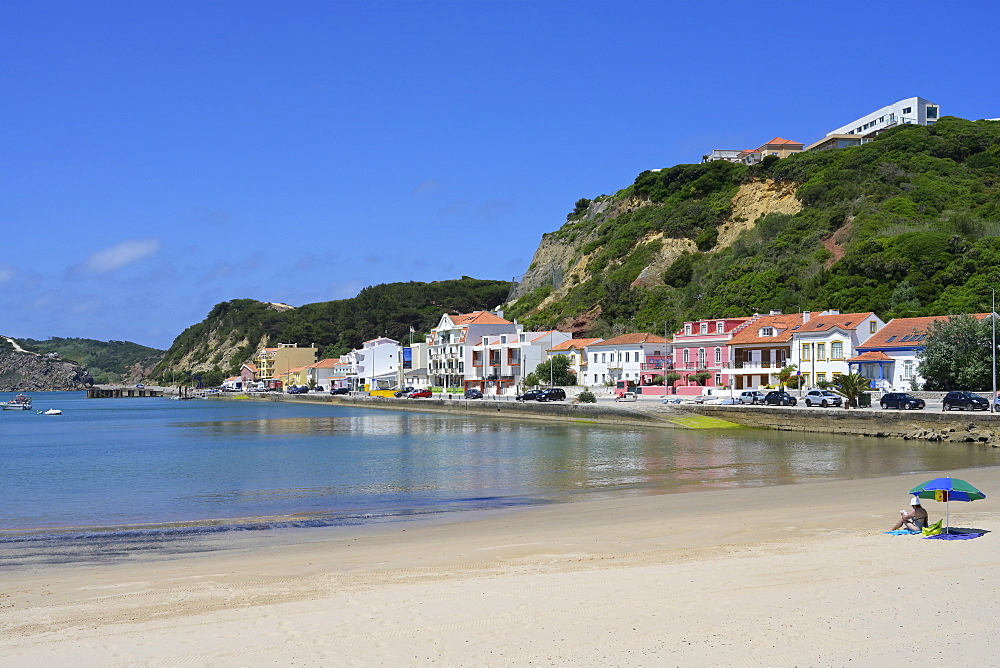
688 405 1000 445
231 393 1000 445
244 393 670 427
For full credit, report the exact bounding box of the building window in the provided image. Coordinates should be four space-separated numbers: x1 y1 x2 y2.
870 321 878 334
760 327 774 337
683 349 690 363
816 372 826 384
831 341 843 359
927 106 938 119
903 360 914 379
715 373 722 386
816 343 826 360
624 352 630 363
700 323 708 334
602 353 606 363
685 324 692 335
717 321 724 333
802 343 811 361
902 106 912 114
698 349 706 366
714 348 722 365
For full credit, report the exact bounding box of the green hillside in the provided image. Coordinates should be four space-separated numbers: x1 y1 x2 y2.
508 116 1000 335
152 277 511 385
17 337 164 384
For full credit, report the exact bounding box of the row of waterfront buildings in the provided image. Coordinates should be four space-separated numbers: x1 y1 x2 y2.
227 308 974 396
700 96 941 165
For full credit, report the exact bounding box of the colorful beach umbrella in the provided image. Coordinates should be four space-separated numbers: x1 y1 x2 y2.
909 477 986 534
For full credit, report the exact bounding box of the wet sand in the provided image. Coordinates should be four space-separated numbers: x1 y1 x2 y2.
2 465 998 665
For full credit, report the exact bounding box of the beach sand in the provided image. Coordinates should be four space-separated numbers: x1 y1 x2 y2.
3 466 999 666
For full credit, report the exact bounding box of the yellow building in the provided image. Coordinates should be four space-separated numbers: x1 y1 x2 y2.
254 343 318 380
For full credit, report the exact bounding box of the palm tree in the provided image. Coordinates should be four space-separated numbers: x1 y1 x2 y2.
776 364 797 390
830 372 871 409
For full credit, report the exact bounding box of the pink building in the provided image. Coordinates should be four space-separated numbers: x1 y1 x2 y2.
671 317 751 392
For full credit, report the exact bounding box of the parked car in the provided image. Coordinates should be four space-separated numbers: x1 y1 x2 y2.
804 390 842 407
738 390 766 405
330 387 350 395
880 393 925 410
516 389 543 401
287 385 310 394
394 387 415 398
537 388 567 402
615 392 637 402
464 388 483 399
942 391 989 411
764 390 797 406
408 389 433 399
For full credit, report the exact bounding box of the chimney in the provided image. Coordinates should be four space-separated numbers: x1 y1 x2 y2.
769 310 782 316
802 311 811 324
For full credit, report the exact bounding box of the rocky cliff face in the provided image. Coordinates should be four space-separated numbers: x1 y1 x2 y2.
0 351 94 391
511 179 801 304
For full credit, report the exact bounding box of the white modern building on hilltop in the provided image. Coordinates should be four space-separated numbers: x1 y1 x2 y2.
825 97 940 138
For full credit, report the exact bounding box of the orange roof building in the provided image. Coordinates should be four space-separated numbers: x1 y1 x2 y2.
583 334 669 387
724 310 885 390
851 314 990 390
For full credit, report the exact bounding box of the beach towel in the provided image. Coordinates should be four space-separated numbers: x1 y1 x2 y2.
924 531 985 540
884 529 922 535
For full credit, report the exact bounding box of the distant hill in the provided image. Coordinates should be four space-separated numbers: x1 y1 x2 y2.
507 116 1000 336
17 337 164 385
151 276 511 386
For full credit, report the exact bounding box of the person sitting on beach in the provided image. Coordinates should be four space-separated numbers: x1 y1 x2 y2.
890 497 928 531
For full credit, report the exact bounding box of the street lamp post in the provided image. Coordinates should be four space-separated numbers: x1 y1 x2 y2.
993 289 997 412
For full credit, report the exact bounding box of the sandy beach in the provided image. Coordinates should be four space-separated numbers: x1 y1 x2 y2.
3 466 998 666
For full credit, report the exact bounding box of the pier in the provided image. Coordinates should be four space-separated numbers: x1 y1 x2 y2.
86 385 166 398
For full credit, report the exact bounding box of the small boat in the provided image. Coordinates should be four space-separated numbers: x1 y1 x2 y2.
1 394 32 410
39 408 62 415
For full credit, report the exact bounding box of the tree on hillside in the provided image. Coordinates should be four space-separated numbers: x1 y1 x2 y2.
918 314 995 390
531 356 577 386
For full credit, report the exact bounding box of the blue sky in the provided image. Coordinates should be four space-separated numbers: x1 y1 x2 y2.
2 0 998 349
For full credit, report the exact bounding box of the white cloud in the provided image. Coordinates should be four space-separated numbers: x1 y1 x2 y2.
79 239 160 274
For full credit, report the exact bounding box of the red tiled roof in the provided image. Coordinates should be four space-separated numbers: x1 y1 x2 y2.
242 363 258 372
846 351 894 363
792 312 874 333
589 333 667 347
307 358 339 369
727 312 809 345
761 137 803 147
858 314 990 349
549 338 603 351
452 311 513 326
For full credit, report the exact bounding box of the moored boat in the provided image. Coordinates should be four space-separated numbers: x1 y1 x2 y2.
1 394 32 410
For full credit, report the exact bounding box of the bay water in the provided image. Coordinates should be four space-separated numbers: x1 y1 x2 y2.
3 392 999 564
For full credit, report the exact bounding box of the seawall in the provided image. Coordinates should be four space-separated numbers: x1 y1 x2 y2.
687 405 1000 445
235 393 699 428
226 392 1000 445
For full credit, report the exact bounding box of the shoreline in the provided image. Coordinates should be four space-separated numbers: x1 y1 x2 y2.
3 465 999 664
233 391 1000 444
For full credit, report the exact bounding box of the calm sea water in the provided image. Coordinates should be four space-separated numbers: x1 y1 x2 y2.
3 392 999 563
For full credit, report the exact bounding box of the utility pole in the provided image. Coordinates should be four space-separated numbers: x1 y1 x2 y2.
993 289 997 412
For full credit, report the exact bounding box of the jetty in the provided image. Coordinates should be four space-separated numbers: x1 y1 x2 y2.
87 385 166 398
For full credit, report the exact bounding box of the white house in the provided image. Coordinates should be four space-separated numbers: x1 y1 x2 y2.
356 337 401 390
584 334 669 387
850 314 989 390
789 311 885 388
470 329 572 394
426 311 520 389
825 96 940 138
